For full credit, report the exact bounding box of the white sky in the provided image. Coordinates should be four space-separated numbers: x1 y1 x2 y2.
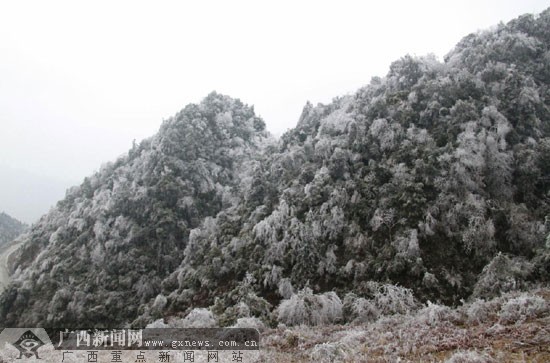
0 0 548 222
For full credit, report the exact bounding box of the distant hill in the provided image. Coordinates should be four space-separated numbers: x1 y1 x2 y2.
0 9 549 329
0 212 26 246
0 165 78 224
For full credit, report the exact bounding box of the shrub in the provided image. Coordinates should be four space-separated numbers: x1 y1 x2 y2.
215 294 273 327
145 318 169 328
278 278 294 299
342 293 379 324
472 253 533 299
373 283 418 315
276 288 342 326
465 298 501 325
445 350 495 363
498 294 548 324
417 301 457 326
151 294 167 318
309 342 351 363
231 317 266 332
181 308 218 328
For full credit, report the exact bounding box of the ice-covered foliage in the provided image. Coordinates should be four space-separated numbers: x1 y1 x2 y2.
145 318 169 328
180 308 218 328
276 288 342 326
472 253 534 299
341 283 418 324
277 278 294 299
372 283 419 315
230 317 266 332
257 288 550 361
465 298 501 325
498 293 548 324
342 293 380 324
309 342 351 363
417 301 457 326
152 294 167 312
210 273 272 326
445 350 495 363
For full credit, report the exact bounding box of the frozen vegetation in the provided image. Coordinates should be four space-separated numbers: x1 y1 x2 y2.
254 288 550 362
0 7 550 362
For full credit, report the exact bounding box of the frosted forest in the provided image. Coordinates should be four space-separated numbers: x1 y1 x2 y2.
1 8 550 362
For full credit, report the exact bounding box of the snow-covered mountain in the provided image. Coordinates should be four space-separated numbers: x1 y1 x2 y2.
1 9 549 329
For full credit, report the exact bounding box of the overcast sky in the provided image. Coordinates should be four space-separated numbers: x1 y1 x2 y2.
1 0 549 222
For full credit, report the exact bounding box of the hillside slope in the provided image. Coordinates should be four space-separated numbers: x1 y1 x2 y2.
0 93 270 327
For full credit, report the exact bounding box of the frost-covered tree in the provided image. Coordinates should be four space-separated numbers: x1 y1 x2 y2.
276 288 343 326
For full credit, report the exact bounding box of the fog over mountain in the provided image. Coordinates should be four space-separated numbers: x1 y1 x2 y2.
0 10 549 356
